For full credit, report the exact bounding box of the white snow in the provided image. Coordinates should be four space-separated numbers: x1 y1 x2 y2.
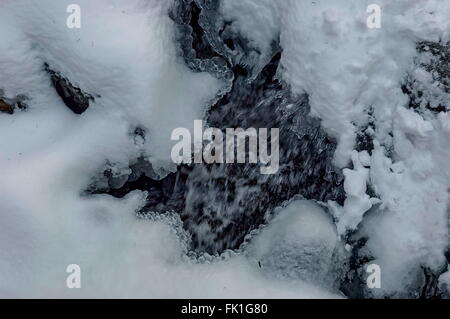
361 121 449 296
247 200 345 292
329 151 378 236
219 0 279 58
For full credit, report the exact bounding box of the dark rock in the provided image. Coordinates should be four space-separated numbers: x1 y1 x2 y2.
45 63 93 114
419 267 444 299
0 98 14 114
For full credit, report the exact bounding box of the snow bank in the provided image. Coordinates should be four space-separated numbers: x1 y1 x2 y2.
247 200 345 292
361 120 449 296
0 0 222 175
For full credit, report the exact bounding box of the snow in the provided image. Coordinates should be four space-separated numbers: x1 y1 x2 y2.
0 0 223 175
0 0 339 298
0 0 449 298
246 200 345 292
361 126 449 296
220 0 280 57
222 0 450 164
329 151 377 236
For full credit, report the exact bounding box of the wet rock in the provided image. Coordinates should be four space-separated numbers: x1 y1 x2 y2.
438 267 450 298
419 267 446 299
0 98 14 114
45 63 94 114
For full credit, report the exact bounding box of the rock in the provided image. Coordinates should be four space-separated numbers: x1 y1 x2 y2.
0 92 28 114
45 63 93 114
0 98 14 114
